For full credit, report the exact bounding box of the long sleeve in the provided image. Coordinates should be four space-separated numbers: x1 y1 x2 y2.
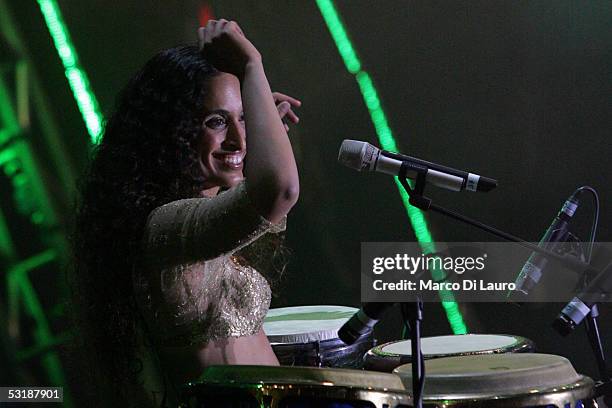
135 181 285 346
141 180 286 268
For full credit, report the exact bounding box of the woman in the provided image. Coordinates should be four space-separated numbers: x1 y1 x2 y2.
72 20 300 406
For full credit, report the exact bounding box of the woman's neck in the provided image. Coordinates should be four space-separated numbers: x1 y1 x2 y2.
200 186 220 197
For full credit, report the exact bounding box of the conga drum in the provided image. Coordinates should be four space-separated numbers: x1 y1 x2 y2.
264 305 374 368
181 365 412 408
393 353 594 407
363 334 534 372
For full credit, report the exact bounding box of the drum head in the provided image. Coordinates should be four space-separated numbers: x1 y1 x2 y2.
264 305 358 343
382 334 530 357
364 334 534 372
393 353 587 399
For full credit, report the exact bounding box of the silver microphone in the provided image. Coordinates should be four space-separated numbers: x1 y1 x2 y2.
338 139 497 192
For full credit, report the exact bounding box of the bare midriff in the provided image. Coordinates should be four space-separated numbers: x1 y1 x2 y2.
159 329 279 386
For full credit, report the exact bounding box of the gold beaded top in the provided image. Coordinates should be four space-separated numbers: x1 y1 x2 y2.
134 181 285 345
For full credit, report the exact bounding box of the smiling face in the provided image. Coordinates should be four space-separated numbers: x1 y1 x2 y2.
198 73 246 196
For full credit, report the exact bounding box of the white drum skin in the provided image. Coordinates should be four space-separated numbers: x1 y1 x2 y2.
264 305 358 343
364 334 534 372
264 305 374 368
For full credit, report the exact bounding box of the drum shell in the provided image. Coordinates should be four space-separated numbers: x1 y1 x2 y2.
265 305 373 368
393 353 595 408
412 380 595 408
272 332 374 368
182 365 412 408
364 334 535 372
182 384 412 408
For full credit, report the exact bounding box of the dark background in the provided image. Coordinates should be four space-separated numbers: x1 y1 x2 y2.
3 0 611 390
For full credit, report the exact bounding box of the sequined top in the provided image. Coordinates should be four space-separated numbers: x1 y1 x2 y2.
134 181 285 346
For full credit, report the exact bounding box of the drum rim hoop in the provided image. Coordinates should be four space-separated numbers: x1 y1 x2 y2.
182 383 412 406
370 334 534 359
419 375 594 404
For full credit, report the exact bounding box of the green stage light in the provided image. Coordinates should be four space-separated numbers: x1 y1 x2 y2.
316 0 467 334
37 0 103 144
316 0 361 74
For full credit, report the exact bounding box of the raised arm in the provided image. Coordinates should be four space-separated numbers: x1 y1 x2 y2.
199 20 299 224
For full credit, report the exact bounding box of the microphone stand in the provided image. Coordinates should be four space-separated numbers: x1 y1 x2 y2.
396 161 611 402
586 305 609 381
400 300 424 408
581 265 612 406
586 304 612 406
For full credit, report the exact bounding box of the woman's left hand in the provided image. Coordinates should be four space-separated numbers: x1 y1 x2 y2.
273 92 301 132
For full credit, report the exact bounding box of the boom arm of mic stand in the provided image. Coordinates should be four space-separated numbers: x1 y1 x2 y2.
396 163 599 277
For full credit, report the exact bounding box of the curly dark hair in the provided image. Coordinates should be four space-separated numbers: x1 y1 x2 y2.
70 45 288 406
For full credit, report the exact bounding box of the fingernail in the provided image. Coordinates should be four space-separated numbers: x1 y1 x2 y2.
279 101 290 112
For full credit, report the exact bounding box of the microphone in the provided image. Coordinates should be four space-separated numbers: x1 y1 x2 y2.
338 303 395 345
553 262 612 336
510 193 581 297
337 139 497 192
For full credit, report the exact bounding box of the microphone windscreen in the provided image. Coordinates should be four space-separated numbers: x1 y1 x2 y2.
338 140 378 171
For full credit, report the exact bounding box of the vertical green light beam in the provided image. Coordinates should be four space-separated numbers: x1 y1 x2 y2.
37 0 103 144
316 0 467 334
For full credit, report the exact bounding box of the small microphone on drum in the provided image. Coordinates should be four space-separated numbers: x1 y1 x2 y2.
507 192 580 303
553 261 612 336
338 303 395 345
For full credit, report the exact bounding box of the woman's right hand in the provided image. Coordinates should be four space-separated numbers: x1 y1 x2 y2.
198 20 262 79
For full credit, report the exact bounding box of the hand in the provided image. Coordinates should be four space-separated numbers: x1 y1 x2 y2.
198 19 261 78
273 92 301 132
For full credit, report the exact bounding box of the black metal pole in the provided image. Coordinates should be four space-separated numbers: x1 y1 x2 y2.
585 306 610 381
401 301 424 408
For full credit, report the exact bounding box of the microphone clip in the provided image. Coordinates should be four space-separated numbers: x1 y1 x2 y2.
399 161 432 210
